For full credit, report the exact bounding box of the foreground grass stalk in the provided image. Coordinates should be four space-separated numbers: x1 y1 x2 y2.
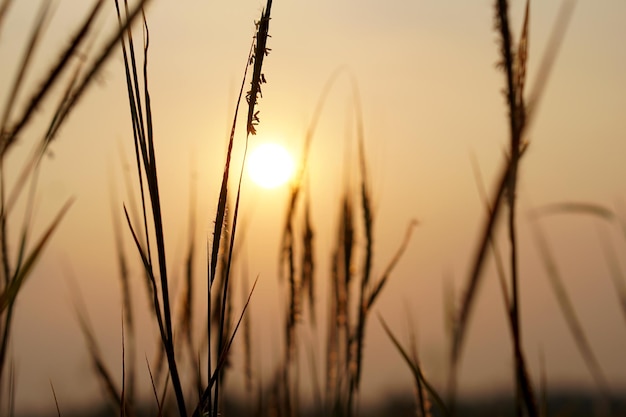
187 3 274 416
214 2 273 412
494 1 530 416
115 4 186 415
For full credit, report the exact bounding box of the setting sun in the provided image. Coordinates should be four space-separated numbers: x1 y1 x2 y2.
247 143 295 189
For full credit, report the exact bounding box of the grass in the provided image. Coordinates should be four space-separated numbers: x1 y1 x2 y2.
1 0 625 416
0 0 150 411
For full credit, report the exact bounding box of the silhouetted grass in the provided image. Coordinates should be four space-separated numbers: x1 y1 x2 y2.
4 1 626 417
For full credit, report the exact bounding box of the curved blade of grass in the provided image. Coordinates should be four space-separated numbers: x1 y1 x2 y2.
366 220 418 310
596 226 626 328
6 60 83 217
0 0 53 134
0 0 106 155
529 217 611 402
533 202 626 332
532 202 615 221
378 315 450 417
0 198 73 312
44 0 152 147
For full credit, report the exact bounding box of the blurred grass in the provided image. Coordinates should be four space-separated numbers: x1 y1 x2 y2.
3 1 626 417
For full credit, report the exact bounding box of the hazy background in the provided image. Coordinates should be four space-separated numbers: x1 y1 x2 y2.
2 0 626 414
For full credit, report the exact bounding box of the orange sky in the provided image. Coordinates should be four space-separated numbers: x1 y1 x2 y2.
2 0 626 414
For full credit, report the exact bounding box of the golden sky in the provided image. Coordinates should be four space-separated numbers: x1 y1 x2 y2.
2 0 626 414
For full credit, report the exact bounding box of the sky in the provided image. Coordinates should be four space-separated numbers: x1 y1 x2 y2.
2 0 626 414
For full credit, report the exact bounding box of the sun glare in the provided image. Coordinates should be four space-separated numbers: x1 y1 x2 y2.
247 143 295 189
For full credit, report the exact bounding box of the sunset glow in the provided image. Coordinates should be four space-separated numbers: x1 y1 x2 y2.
3 1 626 414
247 143 294 189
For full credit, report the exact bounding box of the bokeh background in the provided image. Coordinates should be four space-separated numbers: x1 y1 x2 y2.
1 0 625 414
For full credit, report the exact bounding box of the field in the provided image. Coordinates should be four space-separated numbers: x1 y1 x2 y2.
1 1 625 416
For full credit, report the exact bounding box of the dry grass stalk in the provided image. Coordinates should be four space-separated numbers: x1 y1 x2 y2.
379 315 449 417
451 2 575 415
246 0 273 135
494 2 534 414
194 2 274 415
115 3 187 414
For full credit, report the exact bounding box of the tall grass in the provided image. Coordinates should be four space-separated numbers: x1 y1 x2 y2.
449 2 575 417
112 1 274 416
0 0 149 411
3 1 625 416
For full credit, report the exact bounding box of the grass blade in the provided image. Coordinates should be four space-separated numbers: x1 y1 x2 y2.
49 380 61 417
0 199 73 313
366 220 417 310
0 0 106 156
596 226 626 328
379 315 450 417
529 217 611 403
0 0 52 135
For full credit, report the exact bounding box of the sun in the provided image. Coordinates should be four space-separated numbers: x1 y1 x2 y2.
247 143 295 189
